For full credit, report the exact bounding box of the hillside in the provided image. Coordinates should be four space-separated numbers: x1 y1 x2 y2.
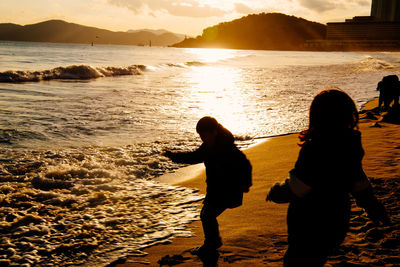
0 20 184 46
172 13 326 50
127 29 185 40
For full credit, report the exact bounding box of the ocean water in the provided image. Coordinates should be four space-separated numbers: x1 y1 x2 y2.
1 40 400 266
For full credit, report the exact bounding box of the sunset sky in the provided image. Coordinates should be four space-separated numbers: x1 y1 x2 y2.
0 0 371 35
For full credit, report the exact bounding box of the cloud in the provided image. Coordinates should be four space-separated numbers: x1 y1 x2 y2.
297 0 371 13
356 0 370 5
234 3 256 14
108 0 229 17
297 0 337 12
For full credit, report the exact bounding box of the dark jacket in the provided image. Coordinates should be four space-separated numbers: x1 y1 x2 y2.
167 128 252 208
268 129 388 250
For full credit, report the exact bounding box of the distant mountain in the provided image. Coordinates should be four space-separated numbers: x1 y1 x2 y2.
128 29 171 35
127 28 186 41
127 28 177 35
0 20 185 46
172 13 326 50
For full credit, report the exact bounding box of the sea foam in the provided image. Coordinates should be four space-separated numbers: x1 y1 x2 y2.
0 64 146 83
0 147 204 266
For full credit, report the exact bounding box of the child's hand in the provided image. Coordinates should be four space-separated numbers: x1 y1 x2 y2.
240 185 250 193
266 192 272 202
266 181 293 204
266 182 280 202
163 150 173 158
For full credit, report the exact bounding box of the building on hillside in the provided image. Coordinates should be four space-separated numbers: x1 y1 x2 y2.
305 0 400 51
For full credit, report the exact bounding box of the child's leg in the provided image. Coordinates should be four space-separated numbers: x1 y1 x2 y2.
200 203 226 249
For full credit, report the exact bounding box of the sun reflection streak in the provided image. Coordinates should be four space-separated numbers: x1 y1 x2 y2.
182 65 254 137
185 48 238 63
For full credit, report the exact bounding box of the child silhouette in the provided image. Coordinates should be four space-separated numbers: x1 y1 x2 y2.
267 89 389 267
164 116 252 257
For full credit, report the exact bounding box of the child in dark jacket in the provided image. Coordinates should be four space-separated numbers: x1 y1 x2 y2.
164 116 252 256
267 89 390 267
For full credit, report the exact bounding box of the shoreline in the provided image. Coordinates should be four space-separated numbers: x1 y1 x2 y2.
154 97 377 188
116 97 400 266
117 133 297 266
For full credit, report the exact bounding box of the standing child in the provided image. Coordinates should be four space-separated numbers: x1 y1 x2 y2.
164 116 252 257
267 89 390 267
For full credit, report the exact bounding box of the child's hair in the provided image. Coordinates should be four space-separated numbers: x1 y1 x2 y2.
299 88 359 145
196 116 234 143
196 116 220 133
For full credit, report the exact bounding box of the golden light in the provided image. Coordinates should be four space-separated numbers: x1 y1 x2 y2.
180 49 254 137
185 48 237 63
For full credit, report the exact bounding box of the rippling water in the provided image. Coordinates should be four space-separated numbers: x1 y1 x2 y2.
1 40 399 266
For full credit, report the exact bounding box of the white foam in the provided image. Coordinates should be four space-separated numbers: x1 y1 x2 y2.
0 147 204 266
0 64 145 82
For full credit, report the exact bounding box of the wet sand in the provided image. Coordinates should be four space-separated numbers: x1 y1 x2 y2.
117 98 400 266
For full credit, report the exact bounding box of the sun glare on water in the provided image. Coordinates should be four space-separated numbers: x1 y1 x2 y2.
182 49 254 137
186 48 237 63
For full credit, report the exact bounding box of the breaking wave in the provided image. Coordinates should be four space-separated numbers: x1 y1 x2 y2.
351 56 398 72
0 61 209 83
159 61 207 69
185 61 207 67
0 64 146 83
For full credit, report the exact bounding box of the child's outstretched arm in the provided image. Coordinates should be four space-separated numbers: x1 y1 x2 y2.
351 176 390 226
163 144 205 164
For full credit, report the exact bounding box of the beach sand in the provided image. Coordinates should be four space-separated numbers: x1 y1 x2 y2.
116 98 400 266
